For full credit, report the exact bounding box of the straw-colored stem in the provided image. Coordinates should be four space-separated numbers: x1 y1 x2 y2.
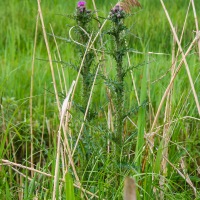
159 30 176 199
50 24 68 95
39 84 46 165
53 81 75 200
191 0 200 60
37 0 60 113
125 38 140 105
29 11 39 178
124 177 137 200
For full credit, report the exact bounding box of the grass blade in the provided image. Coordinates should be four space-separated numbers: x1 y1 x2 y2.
65 172 75 200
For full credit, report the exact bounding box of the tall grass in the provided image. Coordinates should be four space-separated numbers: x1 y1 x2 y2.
0 0 200 199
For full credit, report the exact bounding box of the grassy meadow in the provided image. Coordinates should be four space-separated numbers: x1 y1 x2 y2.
0 0 200 199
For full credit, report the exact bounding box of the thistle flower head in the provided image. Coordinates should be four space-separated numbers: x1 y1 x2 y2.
77 1 86 13
109 3 125 20
75 1 92 27
77 1 86 8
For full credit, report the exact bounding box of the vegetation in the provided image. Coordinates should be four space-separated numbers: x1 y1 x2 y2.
0 0 200 199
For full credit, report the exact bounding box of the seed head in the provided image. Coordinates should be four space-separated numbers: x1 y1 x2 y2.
118 0 141 13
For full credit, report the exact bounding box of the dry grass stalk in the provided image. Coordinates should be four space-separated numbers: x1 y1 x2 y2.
11 166 48 191
36 0 79 197
178 1 191 53
39 85 46 165
53 81 75 200
191 0 200 60
37 0 60 113
163 155 197 197
124 177 137 200
19 174 23 200
50 24 68 95
30 10 39 178
107 103 113 153
36 0 78 197
54 53 64 94
125 39 140 105
180 157 197 196
62 108 81 186
159 29 177 199
1 159 53 177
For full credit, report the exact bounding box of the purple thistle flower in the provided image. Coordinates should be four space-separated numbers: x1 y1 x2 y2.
77 1 86 13
109 3 125 20
77 1 86 8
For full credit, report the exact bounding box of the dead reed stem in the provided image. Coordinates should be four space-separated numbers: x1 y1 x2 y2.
163 155 197 197
179 0 191 51
37 0 60 112
125 39 140 105
191 0 200 60
39 84 46 165
30 9 39 178
50 24 68 95
124 177 137 200
53 81 75 200
159 30 176 199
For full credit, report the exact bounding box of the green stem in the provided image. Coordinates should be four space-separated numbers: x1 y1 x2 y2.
79 30 93 119
75 9 94 120
82 51 93 117
114 24 125 154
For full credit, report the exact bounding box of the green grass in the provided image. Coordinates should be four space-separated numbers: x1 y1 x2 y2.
0 0 200 199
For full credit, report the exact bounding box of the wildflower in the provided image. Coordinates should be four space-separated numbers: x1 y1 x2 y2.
77 1 86 7
109 3 125 21
77 1 86 13
74 1 94 118
112 3 123 12
75 1 91 26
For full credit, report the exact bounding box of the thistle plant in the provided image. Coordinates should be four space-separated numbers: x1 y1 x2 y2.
108 0 141 153
74 1 95 119
108 3 127 152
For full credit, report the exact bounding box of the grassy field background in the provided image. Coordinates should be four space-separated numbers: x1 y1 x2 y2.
0 0 200 199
